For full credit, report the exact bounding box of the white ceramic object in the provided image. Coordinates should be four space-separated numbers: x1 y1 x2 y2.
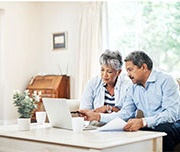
72 117 84 132
17 118 30 131
36 111 46 124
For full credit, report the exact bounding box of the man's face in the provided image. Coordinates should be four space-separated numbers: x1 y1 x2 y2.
125 61 145 85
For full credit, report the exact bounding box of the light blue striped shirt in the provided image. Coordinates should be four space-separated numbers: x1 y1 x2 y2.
100 69 180 128
80 73 132 110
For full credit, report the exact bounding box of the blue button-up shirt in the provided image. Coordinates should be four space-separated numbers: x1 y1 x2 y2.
100 69 180 128
80 73 132 110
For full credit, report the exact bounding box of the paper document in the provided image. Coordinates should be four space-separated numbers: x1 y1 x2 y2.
97 117 127 131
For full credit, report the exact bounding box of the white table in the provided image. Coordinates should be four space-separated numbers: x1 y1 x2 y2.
0 123 166 152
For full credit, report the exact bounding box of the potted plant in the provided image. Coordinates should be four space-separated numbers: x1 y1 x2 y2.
13 89 41 130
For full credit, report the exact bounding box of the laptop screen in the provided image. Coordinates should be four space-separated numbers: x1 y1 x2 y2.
42 98 73 130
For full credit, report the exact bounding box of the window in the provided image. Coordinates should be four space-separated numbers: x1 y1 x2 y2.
106 1 180 77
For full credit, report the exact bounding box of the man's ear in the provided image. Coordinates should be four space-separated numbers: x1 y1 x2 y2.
141 63 148 70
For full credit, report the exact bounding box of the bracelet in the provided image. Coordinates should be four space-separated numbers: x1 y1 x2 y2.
142 118 147 127
106 105 112 113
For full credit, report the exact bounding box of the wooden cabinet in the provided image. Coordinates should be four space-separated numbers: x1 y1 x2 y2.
26 75 70 122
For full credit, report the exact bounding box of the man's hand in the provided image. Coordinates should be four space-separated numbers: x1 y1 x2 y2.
78 109 100 121
123 118 143 132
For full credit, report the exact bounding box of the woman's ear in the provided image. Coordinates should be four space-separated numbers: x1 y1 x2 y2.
117 69 122 76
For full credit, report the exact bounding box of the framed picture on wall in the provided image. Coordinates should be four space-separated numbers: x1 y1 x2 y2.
52 32 68 50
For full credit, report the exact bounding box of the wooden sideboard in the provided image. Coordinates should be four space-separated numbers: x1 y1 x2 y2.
26 75 70 122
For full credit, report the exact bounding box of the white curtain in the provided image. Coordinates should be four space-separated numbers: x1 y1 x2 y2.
75 2 105 99
0 9 5 124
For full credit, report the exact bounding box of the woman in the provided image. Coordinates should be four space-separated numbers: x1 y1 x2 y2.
79 50 131 113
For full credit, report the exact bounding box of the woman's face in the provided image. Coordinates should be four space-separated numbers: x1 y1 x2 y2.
101 65 121 85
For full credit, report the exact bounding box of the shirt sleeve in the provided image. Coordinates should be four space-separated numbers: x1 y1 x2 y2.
79 79 95 110
100 86 137 123
147 76 180 128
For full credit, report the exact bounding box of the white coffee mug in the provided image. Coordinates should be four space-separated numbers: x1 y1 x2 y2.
72 117 84 132
36 111 46 124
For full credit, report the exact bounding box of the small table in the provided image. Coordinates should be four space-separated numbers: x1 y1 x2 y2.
0 123 166 152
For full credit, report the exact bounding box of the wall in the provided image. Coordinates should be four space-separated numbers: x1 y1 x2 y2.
0 2 82 124
38 2 80 99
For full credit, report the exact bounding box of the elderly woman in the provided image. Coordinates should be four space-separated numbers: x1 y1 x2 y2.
79 50 131 113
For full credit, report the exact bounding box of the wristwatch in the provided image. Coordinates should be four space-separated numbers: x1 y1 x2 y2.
142 118 147 127
106 105 112 113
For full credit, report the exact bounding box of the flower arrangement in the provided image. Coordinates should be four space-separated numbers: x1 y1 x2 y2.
13 90 41 118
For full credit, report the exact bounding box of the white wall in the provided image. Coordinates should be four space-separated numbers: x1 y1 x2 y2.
0 2 82 124
38 2 80 98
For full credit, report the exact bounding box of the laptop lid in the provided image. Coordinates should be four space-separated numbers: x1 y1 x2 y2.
42 98 73 130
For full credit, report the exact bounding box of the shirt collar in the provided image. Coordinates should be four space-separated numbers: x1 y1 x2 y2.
144 69 157 89
146 69 156 83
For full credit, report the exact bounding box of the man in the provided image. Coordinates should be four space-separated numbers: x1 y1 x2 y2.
79 51 180 152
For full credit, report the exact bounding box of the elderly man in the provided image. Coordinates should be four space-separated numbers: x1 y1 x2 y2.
79 51 180 152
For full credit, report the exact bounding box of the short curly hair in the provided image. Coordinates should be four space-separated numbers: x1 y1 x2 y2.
99 50 123 70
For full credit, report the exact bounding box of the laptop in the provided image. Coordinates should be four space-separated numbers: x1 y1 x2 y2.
42 98 101 130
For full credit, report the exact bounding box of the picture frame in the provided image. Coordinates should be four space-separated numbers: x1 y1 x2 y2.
52 32 67 50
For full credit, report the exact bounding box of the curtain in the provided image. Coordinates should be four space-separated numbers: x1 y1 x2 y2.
75 2 105 99
0 9 5 124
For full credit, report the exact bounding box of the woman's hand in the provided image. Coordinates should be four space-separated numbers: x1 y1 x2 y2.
94 105 120 113
94 106 107 113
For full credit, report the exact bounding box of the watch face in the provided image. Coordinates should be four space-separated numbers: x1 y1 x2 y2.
106 105 112 113
107 109 111 113
142 118 147 127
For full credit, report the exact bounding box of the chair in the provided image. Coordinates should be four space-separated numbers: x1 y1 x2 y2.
66 99 80 112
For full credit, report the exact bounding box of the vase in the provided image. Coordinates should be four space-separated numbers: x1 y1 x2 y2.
17 118 30 131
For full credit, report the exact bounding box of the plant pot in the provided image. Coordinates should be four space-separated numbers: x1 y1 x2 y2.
17 118 30 131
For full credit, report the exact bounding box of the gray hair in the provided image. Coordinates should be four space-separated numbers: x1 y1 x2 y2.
99 50 123 70
124 51 153 70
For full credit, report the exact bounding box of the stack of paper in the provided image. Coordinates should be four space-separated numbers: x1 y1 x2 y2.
97 117 127 131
